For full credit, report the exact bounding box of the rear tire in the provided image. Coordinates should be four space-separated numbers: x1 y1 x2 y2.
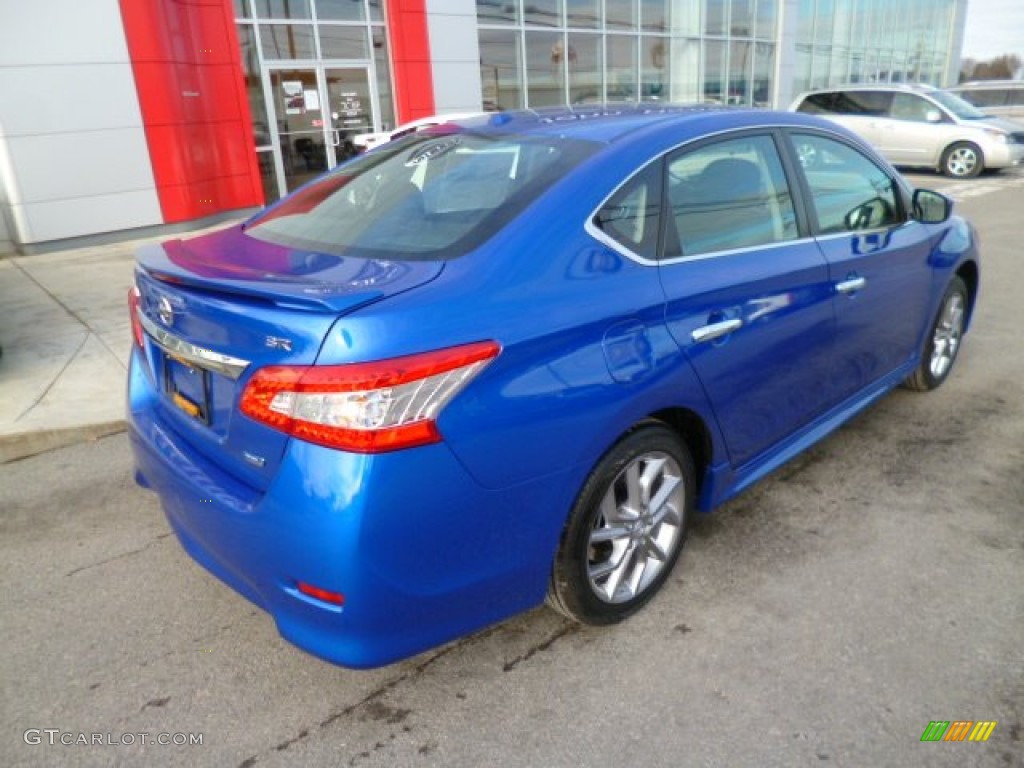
904 276 968 392
941 142 983 178
547 424 694 625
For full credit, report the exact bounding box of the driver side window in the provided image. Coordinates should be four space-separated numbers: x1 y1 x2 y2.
793 134 903 234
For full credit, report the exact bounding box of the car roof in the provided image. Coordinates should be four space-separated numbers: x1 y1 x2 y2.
442 103 802 144
949 80 1023 88
798 83 938 95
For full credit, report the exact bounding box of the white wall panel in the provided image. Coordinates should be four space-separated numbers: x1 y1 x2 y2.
0 0 161 246
425 0 483 113
7 130 156 204
9 190 162 244
0 64 144 137
0 0 131 67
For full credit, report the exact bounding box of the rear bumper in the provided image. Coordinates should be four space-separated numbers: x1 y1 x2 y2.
127 353 574 668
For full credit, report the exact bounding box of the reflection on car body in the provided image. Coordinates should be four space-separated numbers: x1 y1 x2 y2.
128 105 980 668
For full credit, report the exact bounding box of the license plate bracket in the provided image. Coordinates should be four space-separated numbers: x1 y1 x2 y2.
164 354 211 425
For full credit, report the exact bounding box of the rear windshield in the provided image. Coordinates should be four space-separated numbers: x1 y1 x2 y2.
245 131 600 260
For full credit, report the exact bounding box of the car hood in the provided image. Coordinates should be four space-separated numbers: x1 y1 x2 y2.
974 116 1024 133
136 224 444 313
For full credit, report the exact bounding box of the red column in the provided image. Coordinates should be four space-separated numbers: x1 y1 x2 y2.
119 0 263 222
385 0 436 124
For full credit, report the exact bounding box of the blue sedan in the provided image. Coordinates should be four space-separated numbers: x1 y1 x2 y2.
128 106 979 668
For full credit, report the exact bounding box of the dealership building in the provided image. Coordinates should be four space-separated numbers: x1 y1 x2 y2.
0 0 967 254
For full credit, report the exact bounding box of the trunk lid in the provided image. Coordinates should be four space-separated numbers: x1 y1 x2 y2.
134 225 444 491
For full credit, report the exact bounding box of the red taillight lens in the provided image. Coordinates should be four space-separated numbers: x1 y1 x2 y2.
239 340 501 453
128 285 144 349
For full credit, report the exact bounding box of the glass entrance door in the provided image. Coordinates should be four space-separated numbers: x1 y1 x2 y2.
266 64 377 196
324 67 375 163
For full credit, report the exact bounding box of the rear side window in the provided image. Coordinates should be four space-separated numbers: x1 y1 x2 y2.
593 161 663 260
792 133 902 235
664 135 798 258
799 90 893 117
246 132 599 260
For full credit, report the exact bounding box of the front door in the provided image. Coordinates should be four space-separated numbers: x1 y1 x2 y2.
788 131 934 401
265 64 377 196
659 133 835 468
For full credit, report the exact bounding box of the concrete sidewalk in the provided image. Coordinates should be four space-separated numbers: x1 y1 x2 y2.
0 222 238 463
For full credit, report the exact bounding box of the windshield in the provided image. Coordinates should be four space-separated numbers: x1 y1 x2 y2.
245 131 600 260
930 90 990 120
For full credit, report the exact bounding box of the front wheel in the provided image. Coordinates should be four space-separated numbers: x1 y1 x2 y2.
547 424 694 625
904 276 968 392
941 142 983 178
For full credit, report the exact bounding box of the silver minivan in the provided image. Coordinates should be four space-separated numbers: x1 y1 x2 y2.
791 83 1024 177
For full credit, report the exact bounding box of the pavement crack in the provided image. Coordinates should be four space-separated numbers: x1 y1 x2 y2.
10 258 128 371
65 532 173 577
235 625 504 767
12 330 90 423
502 622 578 672
140 696 171 711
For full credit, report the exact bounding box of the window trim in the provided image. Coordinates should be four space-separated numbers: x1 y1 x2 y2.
585 125 815 266
585 123 917 267
591 156 665 260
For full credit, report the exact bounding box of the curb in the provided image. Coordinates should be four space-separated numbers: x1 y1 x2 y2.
0 421 127 464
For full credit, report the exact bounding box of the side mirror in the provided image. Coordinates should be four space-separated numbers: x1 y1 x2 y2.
912 189 952 224
925 109 943 123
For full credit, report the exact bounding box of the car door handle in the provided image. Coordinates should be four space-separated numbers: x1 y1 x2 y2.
836 277 867 294
691 318 743 343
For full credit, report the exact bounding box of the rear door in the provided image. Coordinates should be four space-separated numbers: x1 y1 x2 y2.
786 130 934 403
658 132 835 467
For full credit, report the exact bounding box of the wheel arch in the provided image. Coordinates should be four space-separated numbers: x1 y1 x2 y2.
956 259 980 329
940 140 984 177
643 407 714 504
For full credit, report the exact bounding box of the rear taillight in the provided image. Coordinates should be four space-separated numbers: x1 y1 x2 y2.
239 340 501 453
128 285 144 349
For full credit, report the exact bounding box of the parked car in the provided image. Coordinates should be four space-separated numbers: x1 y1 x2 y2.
946 80 1024 121
352 111 489 152
128 105 979 668
791 83 1024 177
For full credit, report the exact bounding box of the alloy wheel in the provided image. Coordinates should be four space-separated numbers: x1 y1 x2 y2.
946 147 979 177
587 451 686 604
929 291 965 379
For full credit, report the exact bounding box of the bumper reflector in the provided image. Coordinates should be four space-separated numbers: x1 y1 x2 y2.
297 582 345 606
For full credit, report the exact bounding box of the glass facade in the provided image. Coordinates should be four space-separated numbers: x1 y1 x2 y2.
477 0 778 109
229 0 963 201
234 0 393 201
792 0 956 96
477 0 960 111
